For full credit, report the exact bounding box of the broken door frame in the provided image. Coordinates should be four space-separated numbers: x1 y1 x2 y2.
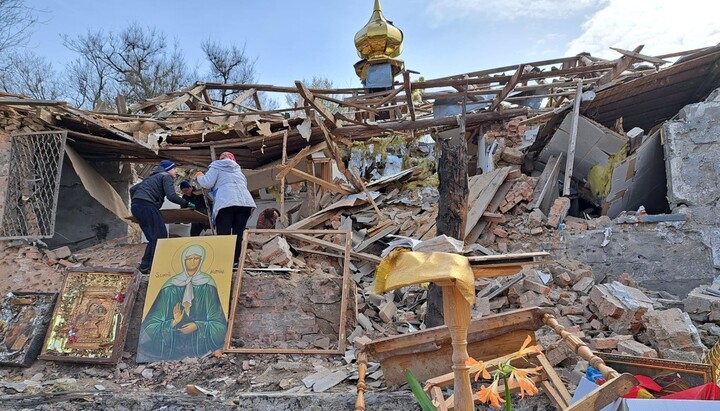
224 228 353 355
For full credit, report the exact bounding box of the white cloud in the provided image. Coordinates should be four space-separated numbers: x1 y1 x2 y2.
425 0 606 23
566 0 720 58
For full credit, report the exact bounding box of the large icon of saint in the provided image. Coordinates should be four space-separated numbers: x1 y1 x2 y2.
138 244 227 362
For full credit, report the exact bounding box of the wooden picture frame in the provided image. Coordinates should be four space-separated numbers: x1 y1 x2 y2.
0 292 57 367
224 229 352 355
38 267 141 364
595 352 715 389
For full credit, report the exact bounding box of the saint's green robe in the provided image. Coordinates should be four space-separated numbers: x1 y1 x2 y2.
138 282 226 362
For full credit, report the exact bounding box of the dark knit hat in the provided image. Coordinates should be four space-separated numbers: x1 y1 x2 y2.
180 181 191 190
160 160 176 171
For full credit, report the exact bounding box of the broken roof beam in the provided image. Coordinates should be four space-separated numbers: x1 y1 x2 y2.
202 82 362 95
332 107 528 139
403 71 416 121
152 85 206 119
412 61 618 91
220 88 257 111
490 65 525 111
431 56 582 82
295 80 339 129
609 46 671 66
597 45 645 88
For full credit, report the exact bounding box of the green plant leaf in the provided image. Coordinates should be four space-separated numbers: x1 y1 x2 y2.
405 369 438 411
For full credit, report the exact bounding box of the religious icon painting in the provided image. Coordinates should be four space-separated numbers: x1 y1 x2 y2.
136 236 235 363
0 292 57 367
38 268 141 364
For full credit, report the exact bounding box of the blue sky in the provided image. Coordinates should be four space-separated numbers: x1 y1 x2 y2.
25 0 720 89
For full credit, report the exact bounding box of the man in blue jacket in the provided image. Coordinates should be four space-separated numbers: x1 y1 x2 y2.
130 160 195 274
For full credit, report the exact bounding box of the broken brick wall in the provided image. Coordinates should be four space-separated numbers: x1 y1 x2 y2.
231 271 348 350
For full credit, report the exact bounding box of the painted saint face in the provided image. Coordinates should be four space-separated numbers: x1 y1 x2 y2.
184 254 202 274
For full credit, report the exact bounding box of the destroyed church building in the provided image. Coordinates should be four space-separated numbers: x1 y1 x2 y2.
2 1 720 409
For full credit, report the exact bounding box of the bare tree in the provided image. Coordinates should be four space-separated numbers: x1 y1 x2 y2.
0 0 38 58
202 39 257 106
63 23 190 109
0 51 62 99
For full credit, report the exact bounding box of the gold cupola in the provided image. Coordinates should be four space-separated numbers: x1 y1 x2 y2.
353 0 405 84
354 0 404 61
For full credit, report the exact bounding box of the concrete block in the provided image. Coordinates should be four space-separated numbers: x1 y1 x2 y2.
52 246 72 259
501 147 524 165
589 281 654 334
261 236 293 266
642 308 705 361
684 285 720 321
617 340 658 358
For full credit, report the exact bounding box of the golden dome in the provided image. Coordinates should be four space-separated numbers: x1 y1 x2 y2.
354 0 403 61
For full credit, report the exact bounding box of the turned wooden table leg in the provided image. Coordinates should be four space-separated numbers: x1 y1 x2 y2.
355 350 368 411
441 284 473 411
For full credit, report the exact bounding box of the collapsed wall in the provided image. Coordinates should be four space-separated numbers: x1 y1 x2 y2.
665 88 720 269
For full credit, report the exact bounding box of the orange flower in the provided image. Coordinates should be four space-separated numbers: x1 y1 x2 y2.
508 366 542 398
476 379 505 408
466 358 491 381
512 335 542 360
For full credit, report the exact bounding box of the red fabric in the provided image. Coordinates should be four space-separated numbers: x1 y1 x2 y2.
256 208 279 229
623 374 664 398
220 151 236 162
635 375 662 392
661 383 720 400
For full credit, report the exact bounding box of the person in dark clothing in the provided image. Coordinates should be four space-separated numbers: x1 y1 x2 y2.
130 160 195 274
179 180 210 236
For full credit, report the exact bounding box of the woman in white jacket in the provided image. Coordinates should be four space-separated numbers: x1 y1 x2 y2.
195 152 256 267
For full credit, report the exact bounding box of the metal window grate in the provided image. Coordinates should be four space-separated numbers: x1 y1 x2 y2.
0 131 67 240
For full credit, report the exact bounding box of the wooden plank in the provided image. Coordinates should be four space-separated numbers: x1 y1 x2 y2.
597 45 645 87
565 374 638 411
402 71 416 121
464 179 513 245
610 46 670 65
430 386 449 411
537 353 572 406
490 65 525 111
563 81 583 196
286 233 382 264
463 167 510 244
332 108 528 139
528 153 563 212
540 380 568 410
295 81 338 128
354 224 398 253
287 168 353 195
349 168 384 223
220 88 257 111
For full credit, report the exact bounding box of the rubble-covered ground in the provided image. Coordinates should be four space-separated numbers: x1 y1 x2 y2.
2 179 720 410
